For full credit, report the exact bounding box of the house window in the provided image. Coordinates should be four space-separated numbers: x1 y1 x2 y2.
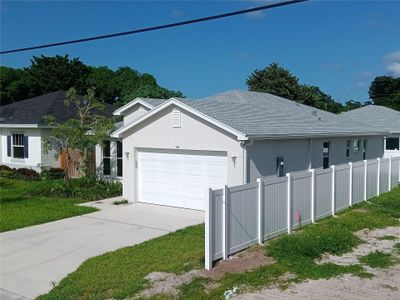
386 138 399 150
276 156 285 177
363 139 368 160
12 134 25 159
117 141 123 177
103 141 111 175
346 140 351 158
352 139 360 152
323 142 330 169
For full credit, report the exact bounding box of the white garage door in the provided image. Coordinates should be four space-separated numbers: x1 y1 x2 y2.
137 150 227 210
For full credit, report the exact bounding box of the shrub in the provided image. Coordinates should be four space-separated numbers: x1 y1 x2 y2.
0 165 12 171
41 168 65 180
0 167 40 181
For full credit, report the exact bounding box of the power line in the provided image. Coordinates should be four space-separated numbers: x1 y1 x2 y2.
0 0 308 55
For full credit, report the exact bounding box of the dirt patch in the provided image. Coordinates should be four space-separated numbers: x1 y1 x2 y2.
134 270 205 299
319 226 400 266
203 246 275 280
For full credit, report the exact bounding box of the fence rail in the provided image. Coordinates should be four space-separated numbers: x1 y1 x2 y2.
205 157 400 270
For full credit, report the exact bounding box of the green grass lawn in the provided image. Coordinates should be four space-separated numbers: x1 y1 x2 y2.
0 178 121 232
38 186 400 300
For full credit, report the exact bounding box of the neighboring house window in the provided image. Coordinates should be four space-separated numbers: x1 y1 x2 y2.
103 141 111 175
363 139 368 160
117 141 123 177
11 134 28 159
386 138 399 150
323 142 330 169
352 139 360 152
346 140 351 158
276 156 285 177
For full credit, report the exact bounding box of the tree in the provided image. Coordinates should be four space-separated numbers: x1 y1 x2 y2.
27 55 91 95
343 100 363 111
246 63 346 113
246 63 300 101
369 76 400 111
43 88 115 188
122 85 183 103
87 66 119 104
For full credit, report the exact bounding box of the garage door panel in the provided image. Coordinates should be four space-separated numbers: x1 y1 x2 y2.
138 150 227 210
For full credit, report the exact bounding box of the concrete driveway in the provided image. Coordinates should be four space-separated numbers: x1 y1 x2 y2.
0 199 204 300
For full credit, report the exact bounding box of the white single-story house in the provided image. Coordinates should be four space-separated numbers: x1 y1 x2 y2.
342 105 400 158
109 90 387 210
0 90 114 172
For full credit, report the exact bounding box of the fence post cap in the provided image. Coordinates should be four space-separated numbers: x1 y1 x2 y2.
377 158 381 161
286 172 291 177
256 178 263 183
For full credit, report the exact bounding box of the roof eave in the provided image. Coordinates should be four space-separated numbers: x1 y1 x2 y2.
247 131 389 140
113 98 154 116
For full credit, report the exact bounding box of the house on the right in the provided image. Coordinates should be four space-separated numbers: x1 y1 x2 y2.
342 105 400 158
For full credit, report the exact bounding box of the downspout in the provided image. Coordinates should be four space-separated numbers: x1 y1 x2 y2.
308 138 313 169
240 139 254 184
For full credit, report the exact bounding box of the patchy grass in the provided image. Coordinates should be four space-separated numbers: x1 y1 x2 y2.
38 225 205 300
394 243 400 254
0 178 121 232
378 235 398 241
40 187 400 300
359 251 397 268
113 199 129 205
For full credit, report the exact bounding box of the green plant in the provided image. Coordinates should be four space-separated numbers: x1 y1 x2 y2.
113 199 128 205
41 167 65 180
359 251 397 268
1 167 40 181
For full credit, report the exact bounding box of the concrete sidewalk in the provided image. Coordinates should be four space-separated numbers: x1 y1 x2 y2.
0 201 204 299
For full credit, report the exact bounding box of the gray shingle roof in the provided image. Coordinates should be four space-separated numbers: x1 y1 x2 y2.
140 98 168 108
0 90 115 125
176 91 386 138
341 105 400 134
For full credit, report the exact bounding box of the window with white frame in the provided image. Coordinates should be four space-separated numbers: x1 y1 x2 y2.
346 140 351 158
103 141 111 175
117 141 123 177
352 139 360 152
12 134 25 159
386 138 399 150
323 142 330 169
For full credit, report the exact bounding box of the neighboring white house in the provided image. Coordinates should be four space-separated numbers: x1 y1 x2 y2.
0 90 114 172
342 105 400 158
110 90 388 210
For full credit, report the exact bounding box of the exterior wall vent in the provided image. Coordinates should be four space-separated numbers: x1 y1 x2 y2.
172 108 181 128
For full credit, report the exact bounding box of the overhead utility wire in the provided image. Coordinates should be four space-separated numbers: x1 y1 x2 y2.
0 0 308 55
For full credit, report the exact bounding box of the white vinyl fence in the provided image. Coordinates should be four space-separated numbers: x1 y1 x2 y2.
205 157 400 270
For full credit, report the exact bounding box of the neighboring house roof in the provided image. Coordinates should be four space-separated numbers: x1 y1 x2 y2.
113 97 168 115
0 90 115 127
112 90 388 139
341 105 400 134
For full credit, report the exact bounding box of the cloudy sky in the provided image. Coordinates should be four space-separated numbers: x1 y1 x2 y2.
1 0 399 103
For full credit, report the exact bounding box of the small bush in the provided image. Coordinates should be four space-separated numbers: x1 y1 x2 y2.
0 165 12 171
41 168 65 180
0 167 40 181
113 199 128 205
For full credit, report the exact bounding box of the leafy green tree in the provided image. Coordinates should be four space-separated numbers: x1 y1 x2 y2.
246 62 345 113
246 63 300 101
0 66 30 105
343 100 363 111
87 66 119 104
369 76 400 111
123 85 183 103
43 87 115 188
27 55 91 95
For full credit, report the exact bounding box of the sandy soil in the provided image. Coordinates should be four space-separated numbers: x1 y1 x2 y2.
237 226 400 300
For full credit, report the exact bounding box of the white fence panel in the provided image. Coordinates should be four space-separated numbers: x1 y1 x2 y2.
392 157 400 187
352 162 365 204
228 183 259 254
367 160 378 198
335 164 350 211
315 168 332 219
206 157 400 270
263 177 288 239
380 158 390 194
292 171 312 226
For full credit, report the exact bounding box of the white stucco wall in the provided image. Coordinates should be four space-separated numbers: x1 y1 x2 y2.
247 136 384 181
120 105 244 203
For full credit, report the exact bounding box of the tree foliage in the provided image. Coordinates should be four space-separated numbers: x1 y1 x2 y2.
0 55 183 106
247 63 351 113
369 76 400 111
43 88 115 187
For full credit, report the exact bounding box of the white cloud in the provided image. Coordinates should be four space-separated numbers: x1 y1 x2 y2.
383 51 400 77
